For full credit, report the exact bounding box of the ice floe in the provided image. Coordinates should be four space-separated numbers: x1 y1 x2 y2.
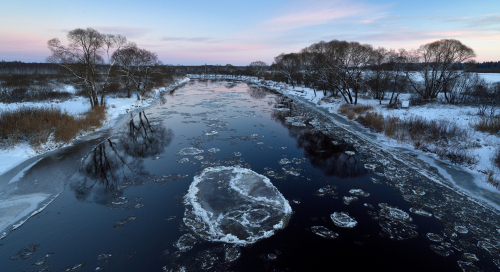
330 212 357 228
311 226 339 239
183 166 292 245
176 147 204 156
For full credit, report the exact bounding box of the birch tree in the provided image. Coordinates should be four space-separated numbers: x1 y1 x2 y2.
47 28 126 107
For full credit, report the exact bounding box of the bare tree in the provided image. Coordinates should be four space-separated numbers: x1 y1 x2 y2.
405 39 476 100
274 53 300 88
248 61 268 79
47 28 126 107
111 43 162 99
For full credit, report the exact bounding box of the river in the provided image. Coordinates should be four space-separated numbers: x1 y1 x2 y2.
0 79 499 271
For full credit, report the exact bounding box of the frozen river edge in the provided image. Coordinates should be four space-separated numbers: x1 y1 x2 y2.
265 81 500 265
0 77 190 240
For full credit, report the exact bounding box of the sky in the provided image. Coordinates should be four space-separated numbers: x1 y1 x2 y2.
1 0 499 65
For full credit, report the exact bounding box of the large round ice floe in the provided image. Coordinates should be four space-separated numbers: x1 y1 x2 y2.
183 166 292 245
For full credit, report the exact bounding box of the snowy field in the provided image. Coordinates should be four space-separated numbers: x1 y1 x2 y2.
0 77 189 176
189 73 500 192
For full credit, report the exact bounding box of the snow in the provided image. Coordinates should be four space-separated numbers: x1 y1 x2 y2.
0 77 189 176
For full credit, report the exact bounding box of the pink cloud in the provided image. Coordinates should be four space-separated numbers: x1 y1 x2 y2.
261 0 384 31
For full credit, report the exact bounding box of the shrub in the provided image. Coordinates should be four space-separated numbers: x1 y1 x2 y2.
0 106 106 150
471 116 500 134
487 171 500 189
356 112 385 132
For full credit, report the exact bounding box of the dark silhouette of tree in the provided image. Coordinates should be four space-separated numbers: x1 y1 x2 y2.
111 43 162 99
47 28 127 107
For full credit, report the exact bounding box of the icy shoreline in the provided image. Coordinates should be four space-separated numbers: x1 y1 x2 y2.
0 77 189 239
188 74 500 197
0 77 189 176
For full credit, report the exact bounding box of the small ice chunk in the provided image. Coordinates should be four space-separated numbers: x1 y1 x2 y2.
365 164 377 171
455 226 468 234
314 185 337 197
194 155 204 161
330 212 357 228
234 152 242 157
174 233 197 252
426 233 442 242
176 147 204 156
345 151 355 156
11 244 40 260
378 204 412 223
343 196 358 205
224 245 241 263
349 189 370 197
463 253 479 262
205 130 218 136
409 208 432 217
278 158 291 165
208 148 220 154
311 226 339 239
177 158 190 163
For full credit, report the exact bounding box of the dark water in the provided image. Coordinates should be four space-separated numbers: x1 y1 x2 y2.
0 80 481 271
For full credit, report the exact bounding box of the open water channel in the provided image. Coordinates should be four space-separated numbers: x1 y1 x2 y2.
1 80 500 271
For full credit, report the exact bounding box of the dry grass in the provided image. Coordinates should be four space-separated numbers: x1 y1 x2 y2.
356 112 385 132
487 171 500 189
471 116 500 134
0 105 106 150
338 103 477 166
347 111 356 120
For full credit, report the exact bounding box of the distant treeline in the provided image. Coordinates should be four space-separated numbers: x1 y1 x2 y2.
0 61 250 75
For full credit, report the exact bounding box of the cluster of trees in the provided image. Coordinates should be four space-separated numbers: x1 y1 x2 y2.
47 28 165 107
250 39 497 106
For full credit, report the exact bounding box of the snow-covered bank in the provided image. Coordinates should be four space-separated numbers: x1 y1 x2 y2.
188 73 500 194
0 77 189 239
0 77 189 176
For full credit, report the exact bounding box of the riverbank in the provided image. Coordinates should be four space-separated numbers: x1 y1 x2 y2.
0 77 189 176
189 74 500 193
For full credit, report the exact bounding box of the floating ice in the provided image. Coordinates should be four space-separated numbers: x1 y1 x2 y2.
205 130 218 136
409 207 432 217
311 226 339 239
113 216 136 230
10 244 40 260
315 185 337 197
426 233 442 242
177 158 190 164
343 196 358 205
64 262 87 271
278 158 291 165
224 245 241 263
349 189 370 197
378 204 412 223
455 225 468 234
234 152 242 157
330 212 357 228
183 167 292 245
174 233 197 252
345 151 355 156
207 148 220 154
176 147 204 156
463 253 479 262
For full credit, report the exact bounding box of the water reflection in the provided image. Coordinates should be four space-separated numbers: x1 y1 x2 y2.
293 129 365 177
71 111 174 202
270 96 365 177
247 87 268 99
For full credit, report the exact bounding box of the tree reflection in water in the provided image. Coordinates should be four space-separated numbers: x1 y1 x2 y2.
271 97 365 178
247 87 268 99
72 111 174 203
